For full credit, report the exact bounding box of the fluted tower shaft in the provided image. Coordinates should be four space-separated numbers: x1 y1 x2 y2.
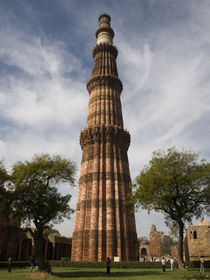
71 14 138 262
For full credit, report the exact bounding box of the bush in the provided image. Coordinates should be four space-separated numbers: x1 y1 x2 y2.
48 260 210 269
1 260 209 270
48 260 169 268
184 261 210 269
0 261 30 269
183 273 210 280
61 257 70 261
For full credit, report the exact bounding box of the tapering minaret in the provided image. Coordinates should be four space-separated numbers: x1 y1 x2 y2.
71 14 138 262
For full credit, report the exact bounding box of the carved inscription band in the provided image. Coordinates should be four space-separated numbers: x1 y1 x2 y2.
92 43 118 59
73 229 136 241
79 171 130 184
76 198 133 211
87 76 123 93
80 125 130 151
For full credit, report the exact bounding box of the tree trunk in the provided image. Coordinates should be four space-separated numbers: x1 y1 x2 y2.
33 228 51 273
177 221 184 270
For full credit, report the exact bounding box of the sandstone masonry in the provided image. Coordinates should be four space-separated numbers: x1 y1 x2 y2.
71 14 138 262
186 219 210 261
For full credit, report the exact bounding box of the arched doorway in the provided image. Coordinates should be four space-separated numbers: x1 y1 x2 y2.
141 247 147 256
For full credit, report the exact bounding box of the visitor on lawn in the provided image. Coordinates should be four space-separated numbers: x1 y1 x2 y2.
161 257 166 272
106 257 111 274
8 257 12 272
170 257 175 271
200 256 204 273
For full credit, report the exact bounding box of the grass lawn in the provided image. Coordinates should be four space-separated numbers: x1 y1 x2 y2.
0 267 209 280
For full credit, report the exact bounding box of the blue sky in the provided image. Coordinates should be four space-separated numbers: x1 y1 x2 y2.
0 0 210 238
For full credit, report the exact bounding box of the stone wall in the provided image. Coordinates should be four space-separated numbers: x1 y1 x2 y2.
186 219 210 261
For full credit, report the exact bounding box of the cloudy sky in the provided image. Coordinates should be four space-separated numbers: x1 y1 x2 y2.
0 0 210 238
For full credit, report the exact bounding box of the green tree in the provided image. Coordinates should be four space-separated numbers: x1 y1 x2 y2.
138 236 149 245
43 227 61 237
11 154 76 272
203 163 210 213
161 235 177 255
0 161 12 215
131 147 209 268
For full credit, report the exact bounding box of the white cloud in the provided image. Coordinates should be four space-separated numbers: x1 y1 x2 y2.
116 4 210 180
0 8 89 193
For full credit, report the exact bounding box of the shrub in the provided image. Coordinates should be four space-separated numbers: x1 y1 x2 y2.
48 260 169 268
184 261 210 269
183 273 209 279
0 261 29 269
47 260 210 269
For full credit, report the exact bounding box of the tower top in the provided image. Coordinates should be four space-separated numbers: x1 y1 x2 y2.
96 14 114 44
99 14 111 23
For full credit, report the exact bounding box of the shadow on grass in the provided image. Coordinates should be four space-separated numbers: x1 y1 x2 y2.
54 270 162 278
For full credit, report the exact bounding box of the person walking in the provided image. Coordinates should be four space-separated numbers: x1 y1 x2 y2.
170 257 175 271
106 257 111 274
8 257 12 272
161 257 166 272
200 256 204 273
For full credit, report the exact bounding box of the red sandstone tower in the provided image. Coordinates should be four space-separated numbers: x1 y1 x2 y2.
149 225 163 258
71 14 138 262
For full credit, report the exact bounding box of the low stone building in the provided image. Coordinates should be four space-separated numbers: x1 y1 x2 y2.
14 231 72 261
0 215 72 261
138 238 150 260
186 219 210 261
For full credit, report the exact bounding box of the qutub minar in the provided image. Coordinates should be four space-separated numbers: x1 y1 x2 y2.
71 14 138 262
